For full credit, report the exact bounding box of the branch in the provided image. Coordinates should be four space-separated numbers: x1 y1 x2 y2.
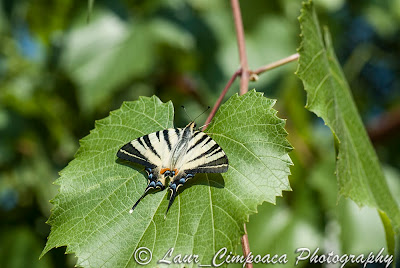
205 3 298 263
202 54 299 129
241 224 252 266
203 69 242 131
204 5 298 265
250 53 299 80
230 1 252 267
231 0 249 95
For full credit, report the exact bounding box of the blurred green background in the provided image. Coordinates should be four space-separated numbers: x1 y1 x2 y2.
1 0 400 267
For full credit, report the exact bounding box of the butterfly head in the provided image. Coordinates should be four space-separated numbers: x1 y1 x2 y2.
181 106 210 130
186 121 197 129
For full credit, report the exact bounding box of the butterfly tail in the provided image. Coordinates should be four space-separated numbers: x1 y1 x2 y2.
164 186 178 219
129 185 154 213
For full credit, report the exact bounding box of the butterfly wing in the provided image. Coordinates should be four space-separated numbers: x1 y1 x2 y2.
179 130 228 175
117 128 183 214
117 125 228 216
117 128 180 169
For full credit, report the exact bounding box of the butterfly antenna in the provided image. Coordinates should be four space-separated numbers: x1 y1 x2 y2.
164 188 178 219
181 106 193 122
129 187 152 214
193 106 211 122
181 106 210 123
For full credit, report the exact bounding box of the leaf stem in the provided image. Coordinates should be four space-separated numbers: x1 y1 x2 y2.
231 0 249 95
202 69 242 131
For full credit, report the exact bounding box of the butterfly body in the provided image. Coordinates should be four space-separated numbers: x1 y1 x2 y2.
117 121 228 216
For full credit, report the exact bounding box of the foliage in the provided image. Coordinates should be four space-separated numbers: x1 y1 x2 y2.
41 92 292 267
297 0 400 254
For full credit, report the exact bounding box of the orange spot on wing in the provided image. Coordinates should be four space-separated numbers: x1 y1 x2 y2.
173 168 179 175
160 168 170 174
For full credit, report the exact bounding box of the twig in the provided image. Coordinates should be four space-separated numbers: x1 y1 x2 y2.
251 53 299 80
202 69 242 131
231 0 249 95
204 3 298 266
241 228 252 264
231 1 253 267
202 54 299 129
241 224 252 265
201 69 252 268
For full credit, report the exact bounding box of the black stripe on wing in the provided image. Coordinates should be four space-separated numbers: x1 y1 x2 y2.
137 137 145 148
143 135 161 159
188 143 220 163
186 155 229 174
187 134 210 154
193 131 202 138
175 128 181 139
208 147 223 157
163 129 172 151
155 131 160 142
117 142 156 168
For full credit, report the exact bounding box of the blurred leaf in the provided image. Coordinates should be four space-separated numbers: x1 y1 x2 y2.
0 227 52 268
87 0 94 22
381 165 400 258
0 109 16 165
62 10 196 114
338 199 387 254
148 18 194 51
1 148 58 214
379 210 395 258
308 155 337 211
41 91 292 267
26 0 76 42
217 14 297 85
365 5 398 37
314 0 345 11
240 200 322 268
297 0 400 242
281 76 311 141
247 16 297 65
62 11 154 113
308 154 390 258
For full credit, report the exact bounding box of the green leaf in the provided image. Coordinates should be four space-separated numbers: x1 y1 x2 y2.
41 91 292 267
296 0 400 236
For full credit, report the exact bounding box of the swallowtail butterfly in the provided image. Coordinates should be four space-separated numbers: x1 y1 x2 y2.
117 119 229 216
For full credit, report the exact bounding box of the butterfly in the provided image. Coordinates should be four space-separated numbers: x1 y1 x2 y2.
116 119 229 217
